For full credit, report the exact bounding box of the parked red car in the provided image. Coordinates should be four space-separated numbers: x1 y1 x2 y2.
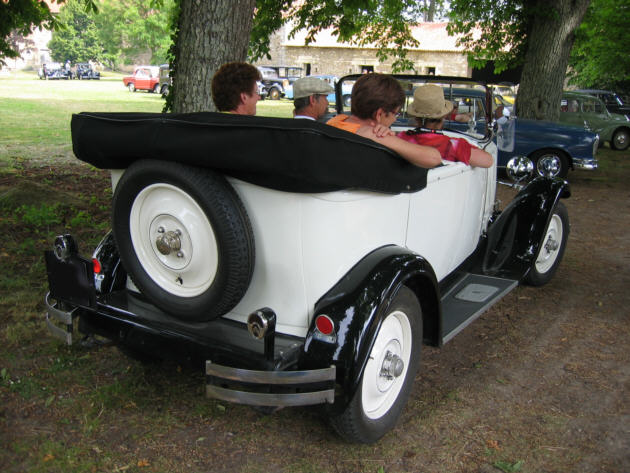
122 66 161 93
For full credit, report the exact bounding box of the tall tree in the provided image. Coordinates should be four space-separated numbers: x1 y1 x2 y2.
568 0 630 93
48 0 102 64
94 0 175 68
169 0 255 113
448 0 590 121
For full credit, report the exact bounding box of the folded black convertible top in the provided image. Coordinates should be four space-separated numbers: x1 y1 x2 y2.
71 112 428 194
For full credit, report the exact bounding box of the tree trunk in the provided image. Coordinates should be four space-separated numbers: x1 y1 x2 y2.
516 0 590 121
171 0 256 113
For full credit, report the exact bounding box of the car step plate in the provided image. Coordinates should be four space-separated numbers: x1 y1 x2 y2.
440 274 517 344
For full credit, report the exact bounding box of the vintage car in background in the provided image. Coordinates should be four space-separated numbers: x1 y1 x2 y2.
284 74 354 106
575 89 630 117
45 76 570 443
75 63 100 80
382 85 598 179
560 91 630 151
122 66 162 93
157 64 170 95
257 65 303 100
38 62 71 80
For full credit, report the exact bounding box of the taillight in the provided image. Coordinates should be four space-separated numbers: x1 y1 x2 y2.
92 258 102 274
315 315 334 335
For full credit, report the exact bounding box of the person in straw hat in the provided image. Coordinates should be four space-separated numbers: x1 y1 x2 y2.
292 77 335 120
327 73 441 169
397 84 493 168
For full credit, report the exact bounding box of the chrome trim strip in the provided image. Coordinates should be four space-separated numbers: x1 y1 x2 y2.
206 361 335 385
206 385 335 406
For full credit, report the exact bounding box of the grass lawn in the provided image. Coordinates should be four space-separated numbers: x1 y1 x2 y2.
0 71 294 167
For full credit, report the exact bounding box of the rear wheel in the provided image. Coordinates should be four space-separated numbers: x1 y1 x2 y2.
611 128 629 150
152 84 160 94
331 286 422 443
525 202 569 286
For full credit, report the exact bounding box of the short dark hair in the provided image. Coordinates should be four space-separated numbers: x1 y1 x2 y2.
350 73 405 119
293 96 311 114
211 62 261 112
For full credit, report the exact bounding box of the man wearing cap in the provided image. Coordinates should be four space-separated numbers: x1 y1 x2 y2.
292 77 335 120
397 84 493 168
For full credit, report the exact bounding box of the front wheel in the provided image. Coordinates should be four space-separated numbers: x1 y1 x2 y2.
611 128 629 151
331 286 422 443
268 88 280 100
525 202 569 286
531 150 569 179
128 83 135 92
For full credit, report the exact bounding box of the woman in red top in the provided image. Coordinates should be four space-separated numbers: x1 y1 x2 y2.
397 84 493 168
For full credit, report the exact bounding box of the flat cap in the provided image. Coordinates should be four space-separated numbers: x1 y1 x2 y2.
292 76 334 99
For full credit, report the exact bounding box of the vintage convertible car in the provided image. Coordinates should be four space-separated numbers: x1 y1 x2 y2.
44 76 570 443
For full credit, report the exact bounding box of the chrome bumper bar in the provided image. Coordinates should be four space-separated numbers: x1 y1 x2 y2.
206 361 336 407
573 158 598 171
45 292 76 345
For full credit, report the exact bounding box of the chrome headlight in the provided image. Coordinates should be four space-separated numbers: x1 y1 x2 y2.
506 156 534 182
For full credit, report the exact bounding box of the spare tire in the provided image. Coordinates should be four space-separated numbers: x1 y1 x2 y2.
112 160 255 321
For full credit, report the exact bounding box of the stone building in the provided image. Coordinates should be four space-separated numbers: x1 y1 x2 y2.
255 22 471 78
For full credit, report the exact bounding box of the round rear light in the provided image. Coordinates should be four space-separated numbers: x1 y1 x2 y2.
92 258 102 274
315 315 334 335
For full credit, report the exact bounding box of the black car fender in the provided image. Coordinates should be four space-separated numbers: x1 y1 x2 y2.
301 245 441 413
482 177 570 280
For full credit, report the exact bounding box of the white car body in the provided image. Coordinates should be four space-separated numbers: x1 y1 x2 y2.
110 137 497 338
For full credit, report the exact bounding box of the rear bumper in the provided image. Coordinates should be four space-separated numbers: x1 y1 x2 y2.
45 291 337 407
206 362 335 407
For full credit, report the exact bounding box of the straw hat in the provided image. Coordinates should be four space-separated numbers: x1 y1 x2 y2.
407 84 453 118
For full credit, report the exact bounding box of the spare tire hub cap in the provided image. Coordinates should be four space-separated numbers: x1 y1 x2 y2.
156 228 182 256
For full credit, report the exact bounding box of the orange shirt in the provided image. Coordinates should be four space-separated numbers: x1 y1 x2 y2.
326 115 362 133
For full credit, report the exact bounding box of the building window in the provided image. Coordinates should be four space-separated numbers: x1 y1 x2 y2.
427 66 436 75
361 65 374 73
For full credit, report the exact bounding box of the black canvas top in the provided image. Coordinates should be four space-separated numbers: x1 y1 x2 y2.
71 112 428 194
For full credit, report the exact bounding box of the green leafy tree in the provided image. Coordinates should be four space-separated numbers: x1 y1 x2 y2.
48 0 102 64
568 0 630 93
94 0 175 68
448 0 590 121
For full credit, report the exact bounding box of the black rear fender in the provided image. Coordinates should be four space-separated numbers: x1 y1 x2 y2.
301 245 440 412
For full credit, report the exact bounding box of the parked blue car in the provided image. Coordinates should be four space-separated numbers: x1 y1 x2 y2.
332 76 598 179
413 86 598 178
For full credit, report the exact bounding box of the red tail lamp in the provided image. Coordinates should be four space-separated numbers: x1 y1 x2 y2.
92 258 102 274
315 314 334 335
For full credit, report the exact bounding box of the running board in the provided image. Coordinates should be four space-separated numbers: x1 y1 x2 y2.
440 274 518 344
